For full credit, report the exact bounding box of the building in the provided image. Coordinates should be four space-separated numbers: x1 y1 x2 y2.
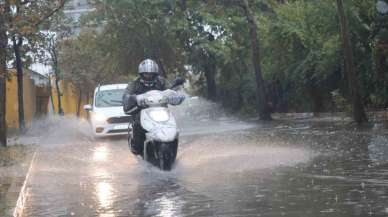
6 69 50 129
64 0 94 22
29 70 49 87
6 68 90 130
63 0 95 35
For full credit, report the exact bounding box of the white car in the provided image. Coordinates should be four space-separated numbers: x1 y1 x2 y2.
84 84 130 137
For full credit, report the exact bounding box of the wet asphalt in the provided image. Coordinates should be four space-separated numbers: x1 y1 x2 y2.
21 117 388 217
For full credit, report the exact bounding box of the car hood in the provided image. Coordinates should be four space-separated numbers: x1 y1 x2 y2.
93 106 127 118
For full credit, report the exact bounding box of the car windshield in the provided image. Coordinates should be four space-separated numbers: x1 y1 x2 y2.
95 89 125 107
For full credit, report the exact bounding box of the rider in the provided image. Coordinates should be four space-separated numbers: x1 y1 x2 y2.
123 59 167 155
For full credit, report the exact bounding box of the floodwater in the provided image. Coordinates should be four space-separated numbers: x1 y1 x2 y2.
19 113 388 216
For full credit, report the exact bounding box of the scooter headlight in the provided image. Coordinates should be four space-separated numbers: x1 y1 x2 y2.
148 110 170 122
92 112 107 123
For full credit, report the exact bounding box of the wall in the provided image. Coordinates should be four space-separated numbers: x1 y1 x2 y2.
6 70 90 131
50 79 90 119
6 70 42 129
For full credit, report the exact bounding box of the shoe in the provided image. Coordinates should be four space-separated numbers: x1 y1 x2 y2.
131 146 140 155
130 142 143 156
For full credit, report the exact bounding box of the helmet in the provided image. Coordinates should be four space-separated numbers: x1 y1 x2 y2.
138 59 159 87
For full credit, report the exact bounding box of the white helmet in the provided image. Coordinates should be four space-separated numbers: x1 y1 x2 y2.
138 59 159 87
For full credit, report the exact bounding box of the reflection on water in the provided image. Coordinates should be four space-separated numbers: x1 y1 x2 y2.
96 182 113 209
94 168 110 179
131 179 188 217
93 146 109 162
154 195 182 217
99 214 115 217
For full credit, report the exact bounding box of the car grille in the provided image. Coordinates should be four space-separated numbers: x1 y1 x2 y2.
106 116 131 124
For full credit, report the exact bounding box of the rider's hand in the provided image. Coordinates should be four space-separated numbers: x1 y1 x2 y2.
168 95 185 105
137 96 147 107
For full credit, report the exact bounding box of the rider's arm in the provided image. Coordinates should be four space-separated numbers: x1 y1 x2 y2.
123 81 141 114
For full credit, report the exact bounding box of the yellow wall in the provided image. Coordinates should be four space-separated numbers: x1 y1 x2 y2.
50 79 90 119
6 70 40 129
6 70 90 130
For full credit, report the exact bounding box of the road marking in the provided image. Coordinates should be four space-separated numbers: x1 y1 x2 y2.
13 151 37 217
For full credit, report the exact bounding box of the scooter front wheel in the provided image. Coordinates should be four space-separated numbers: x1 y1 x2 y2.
158 142 177 171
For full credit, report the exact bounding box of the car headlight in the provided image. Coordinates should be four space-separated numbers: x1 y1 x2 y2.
92 112 107 123
148 110 170 122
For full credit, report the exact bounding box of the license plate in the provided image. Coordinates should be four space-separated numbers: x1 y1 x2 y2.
113 124 128 130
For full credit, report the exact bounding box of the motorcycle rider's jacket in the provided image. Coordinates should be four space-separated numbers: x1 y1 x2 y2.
123 76 167 115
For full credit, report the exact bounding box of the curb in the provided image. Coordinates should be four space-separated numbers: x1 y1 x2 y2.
12 151 37 217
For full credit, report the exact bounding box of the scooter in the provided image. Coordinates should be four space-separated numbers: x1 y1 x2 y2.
125 79 185 170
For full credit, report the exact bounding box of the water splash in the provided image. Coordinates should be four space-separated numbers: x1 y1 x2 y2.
170 95 227 122
175 133 314 174
12 115 93 146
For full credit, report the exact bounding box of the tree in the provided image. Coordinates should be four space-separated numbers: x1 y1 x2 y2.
7 0 67 131
78 0 384 117
178 1 219 100
0 1 9 147
41 11 73 116
58 30 122 114
91 0 187 78
205 0 273 118
47 32 64 115
240 0 272 120
336 0 368 123
260 0 342 113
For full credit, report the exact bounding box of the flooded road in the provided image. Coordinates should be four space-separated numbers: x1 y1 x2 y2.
20 117 388 217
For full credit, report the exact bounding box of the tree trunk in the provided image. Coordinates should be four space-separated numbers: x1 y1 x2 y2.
204 54 217 101
336 0 368 123
51 46 64 116
76 89 82 117
309 87 324 117
48 75 55 112
241 0 272 120
0 11 8 147
55 75 63 115
12 36 26 132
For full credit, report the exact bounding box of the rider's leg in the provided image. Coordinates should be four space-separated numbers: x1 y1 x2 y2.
131 120 145 155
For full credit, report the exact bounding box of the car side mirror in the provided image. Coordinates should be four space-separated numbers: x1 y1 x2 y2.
83 104 92 111
171 77 186 89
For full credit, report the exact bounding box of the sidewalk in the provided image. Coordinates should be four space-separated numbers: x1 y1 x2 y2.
0 144 35 217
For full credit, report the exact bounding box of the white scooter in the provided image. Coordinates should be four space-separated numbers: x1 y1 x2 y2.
126 79 185 170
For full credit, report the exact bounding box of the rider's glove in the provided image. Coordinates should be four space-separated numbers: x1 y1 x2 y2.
137 96 147 107
168 95 185 105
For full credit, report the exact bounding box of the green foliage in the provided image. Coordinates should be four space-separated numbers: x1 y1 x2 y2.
55 0 388 114
260 1 342 110
59 30 122 91
88 0 187 77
